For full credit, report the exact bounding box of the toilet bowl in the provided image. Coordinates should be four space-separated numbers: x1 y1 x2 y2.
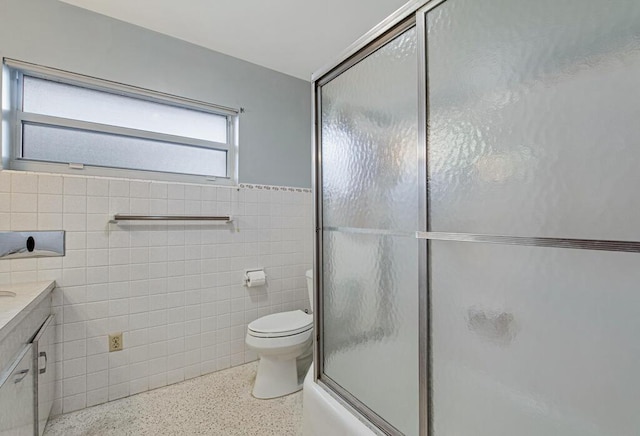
246 269 314 399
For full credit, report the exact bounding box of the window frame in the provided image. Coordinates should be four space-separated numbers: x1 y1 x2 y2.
2 58 239 185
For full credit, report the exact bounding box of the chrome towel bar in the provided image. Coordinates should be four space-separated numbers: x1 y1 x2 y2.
110 215 232 223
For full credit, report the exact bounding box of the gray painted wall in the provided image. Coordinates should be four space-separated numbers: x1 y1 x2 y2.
0 0 311 188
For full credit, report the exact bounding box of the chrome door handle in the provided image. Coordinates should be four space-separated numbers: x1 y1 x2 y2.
14 368 29 384
39 351 47 374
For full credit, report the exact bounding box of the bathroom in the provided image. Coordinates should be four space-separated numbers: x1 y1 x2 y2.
1 0 639 435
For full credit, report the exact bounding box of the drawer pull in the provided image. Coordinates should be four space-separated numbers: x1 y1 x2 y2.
14 368 29 384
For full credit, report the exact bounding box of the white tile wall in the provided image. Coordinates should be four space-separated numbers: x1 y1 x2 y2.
0 170 313 415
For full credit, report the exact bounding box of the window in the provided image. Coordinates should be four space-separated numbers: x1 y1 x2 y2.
2 59 238 183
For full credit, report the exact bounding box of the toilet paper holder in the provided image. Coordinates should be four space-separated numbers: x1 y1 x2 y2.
244 268 266 287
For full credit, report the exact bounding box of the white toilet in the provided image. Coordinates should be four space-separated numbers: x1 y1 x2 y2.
246 269 314 399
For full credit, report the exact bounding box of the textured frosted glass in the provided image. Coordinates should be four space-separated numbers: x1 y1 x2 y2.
23 76 228 143
320 26 419 435
323 231 418 435
321 27 418 231
431 241 640 435
427 0 640 240
23 124 227 177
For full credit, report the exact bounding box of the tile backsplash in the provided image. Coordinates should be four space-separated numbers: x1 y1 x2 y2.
0 170 313 414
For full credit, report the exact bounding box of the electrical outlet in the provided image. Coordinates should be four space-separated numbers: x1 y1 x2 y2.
109 333 123 352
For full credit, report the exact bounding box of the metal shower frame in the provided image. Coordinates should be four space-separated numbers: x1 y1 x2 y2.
311 1 440 434
313 1 640 434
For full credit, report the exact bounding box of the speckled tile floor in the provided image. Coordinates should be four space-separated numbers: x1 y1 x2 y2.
44 362 303 436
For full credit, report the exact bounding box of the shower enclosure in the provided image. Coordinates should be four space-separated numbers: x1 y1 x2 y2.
313 0 640 435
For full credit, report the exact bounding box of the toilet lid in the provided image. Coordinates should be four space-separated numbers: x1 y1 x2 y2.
248 310 313 338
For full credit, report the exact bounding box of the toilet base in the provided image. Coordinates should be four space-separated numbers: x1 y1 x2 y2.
246 324 313 400
253 355 302 399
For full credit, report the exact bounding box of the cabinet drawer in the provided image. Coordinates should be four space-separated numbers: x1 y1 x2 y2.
0 344 34 436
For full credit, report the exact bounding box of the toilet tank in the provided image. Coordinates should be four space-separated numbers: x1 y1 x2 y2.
305 269 313 312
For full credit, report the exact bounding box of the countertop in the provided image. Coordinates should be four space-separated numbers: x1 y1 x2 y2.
0 281 55 344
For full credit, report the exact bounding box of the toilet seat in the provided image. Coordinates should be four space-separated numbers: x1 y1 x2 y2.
248 310 312 338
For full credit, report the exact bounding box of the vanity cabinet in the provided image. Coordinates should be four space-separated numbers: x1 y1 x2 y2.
0 281 56 436
0 314 56 436
0 344 34 436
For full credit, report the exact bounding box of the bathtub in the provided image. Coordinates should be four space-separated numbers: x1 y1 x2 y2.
303 358 603 436
302 363 377 436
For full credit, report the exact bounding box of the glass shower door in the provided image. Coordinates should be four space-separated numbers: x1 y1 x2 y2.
424 0 640 434
317 22 420 435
